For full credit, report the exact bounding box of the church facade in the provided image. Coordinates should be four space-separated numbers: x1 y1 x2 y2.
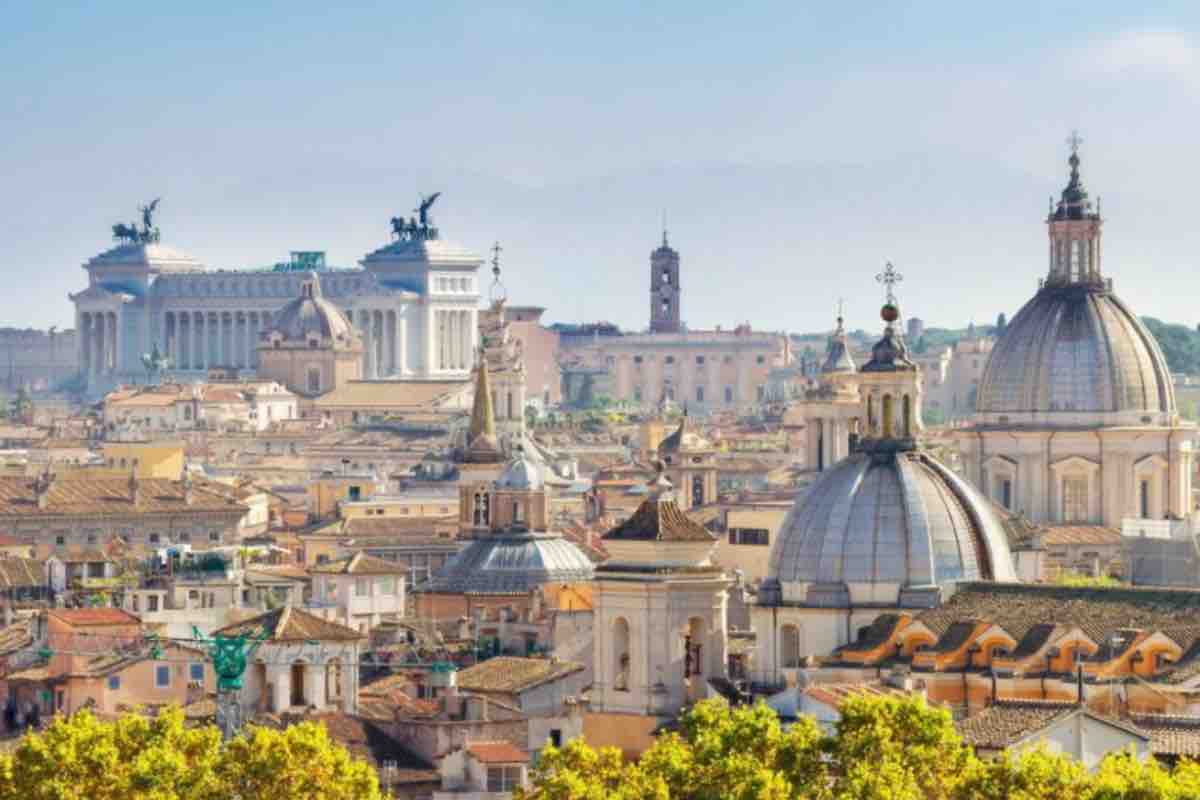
70 201 481 395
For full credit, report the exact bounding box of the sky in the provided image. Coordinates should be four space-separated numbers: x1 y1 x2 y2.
3 2 1200 334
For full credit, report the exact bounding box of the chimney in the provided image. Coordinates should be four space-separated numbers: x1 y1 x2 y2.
35 470 52 511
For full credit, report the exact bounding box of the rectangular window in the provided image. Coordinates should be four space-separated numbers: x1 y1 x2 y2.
696 386 704 403
155 665 170 688
379 576 396 596
190 663 204 682
1140 479 1151 519
1001 479 1012 510
108 676 120 691
355 578 369 596
487 767 522 792
1063 477 1088 522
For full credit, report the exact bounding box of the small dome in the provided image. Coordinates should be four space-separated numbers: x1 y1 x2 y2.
821 317 856 375
771 448 1015 603
498 452 543 491
268 273 356 346
424 532 594 593
977 286 1174 417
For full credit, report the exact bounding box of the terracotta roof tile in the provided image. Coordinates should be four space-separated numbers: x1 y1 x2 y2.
1039 525 1123 546
213 605 363 642
0 558 44 589
956 701 1078 750
1129 714 1200 757
0 477 245 517
916 583 1200 645
309 551 408 576
466 741 529 764
46 608 140 627
455 656 583 694
604 492 716 543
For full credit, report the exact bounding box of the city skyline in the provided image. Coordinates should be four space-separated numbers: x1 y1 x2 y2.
4 4 1200 332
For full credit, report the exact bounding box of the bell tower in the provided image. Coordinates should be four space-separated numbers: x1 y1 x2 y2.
649 228 681 333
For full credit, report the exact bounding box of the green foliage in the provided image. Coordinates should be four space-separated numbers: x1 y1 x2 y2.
1142 317 1200 374
0 707 381 800
519 695 1200 800
1054 571 1122 588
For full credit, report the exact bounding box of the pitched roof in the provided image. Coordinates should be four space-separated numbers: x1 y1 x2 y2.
466 741 529 764
956 701 1079 750
213 605 363 642
267 712 437 783
0 476 246 517
603 491 716 543
1039 525 1122 546
46 608 140 627
455 656 584 694
915 582 1200 646
312 380 469 410
309 551 408 576
1129 714 1200 757
0 558 44 589
803 681 916 709
0 620 33 656
956 700 1148 752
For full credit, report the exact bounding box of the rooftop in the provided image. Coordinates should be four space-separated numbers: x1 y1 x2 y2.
455 656 584 694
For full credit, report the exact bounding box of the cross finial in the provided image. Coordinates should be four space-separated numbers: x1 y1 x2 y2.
836 296 845 323
490 241 503 274
661 209 669 247
1067 130 1083 155
876 261 903 306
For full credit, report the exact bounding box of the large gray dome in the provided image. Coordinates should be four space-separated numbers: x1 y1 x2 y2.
977 284 1174 418
771 448 1015 601
269 273 356 346
423 532 594 594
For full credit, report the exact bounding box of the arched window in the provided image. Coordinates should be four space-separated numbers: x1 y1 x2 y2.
685 617 705 678
780 624 802 668
902 394 913 437
613 617 630 691
692 475 704 507
473 492 485 526
307 368 321 394
866 395 876 433
512 501 522 524
506 392 514 420
881 394 894 438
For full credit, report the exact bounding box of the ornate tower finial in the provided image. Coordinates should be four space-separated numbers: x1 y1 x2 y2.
875 261 903 327
836 297 846 330
1046 131 1103 284
1067 129 1083 155
489 241 507 305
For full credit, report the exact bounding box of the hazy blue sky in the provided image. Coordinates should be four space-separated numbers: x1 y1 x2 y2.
4 2 1200 333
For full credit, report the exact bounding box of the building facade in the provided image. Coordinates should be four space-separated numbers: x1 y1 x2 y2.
71 206 481 395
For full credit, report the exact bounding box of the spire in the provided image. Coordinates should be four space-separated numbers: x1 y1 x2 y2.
463 347 502 462
469 349 496 443
821 298 856 375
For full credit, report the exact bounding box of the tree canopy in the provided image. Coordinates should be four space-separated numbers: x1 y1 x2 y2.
518 695 1200 800
0 707 382 800
1142 317 1200 375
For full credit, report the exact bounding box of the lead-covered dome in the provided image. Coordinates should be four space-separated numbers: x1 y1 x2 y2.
977 286 1174 419
268 272 357 347
768 448 1015 607
423 532 594 593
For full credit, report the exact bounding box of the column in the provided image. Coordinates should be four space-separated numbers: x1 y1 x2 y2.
78 313 90 379
462 310 471 370
397 310 407 375
423 304 434 376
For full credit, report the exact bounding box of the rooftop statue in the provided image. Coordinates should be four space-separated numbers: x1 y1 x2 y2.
390 192 442 242
111 198 162 245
